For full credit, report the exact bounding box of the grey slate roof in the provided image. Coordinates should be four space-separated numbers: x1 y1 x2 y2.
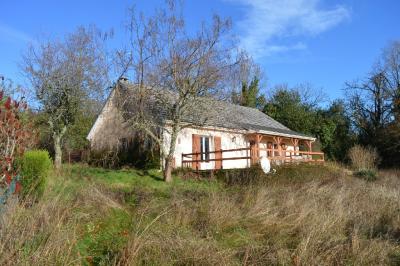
118 81 314 140
185 98 313 139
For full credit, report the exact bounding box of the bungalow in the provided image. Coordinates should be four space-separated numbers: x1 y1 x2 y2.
87 79 324 170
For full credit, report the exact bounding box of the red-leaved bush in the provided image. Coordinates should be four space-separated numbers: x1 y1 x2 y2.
0 90 33 196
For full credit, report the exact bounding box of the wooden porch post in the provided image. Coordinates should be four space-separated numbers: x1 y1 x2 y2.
291 138 299 156
181 153 184 168
273 136 283 158
267 142 272 157
305 140 313 152
304 140 313 161
256 134 262 160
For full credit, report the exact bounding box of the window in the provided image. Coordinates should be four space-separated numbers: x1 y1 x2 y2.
200 136 210 161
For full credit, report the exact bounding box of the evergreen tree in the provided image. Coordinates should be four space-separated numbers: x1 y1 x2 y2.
314 101 355 161
263 87 315 134
264 86 354 161
239 76 266 110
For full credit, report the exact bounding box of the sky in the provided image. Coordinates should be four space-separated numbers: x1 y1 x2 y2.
0 0 399 101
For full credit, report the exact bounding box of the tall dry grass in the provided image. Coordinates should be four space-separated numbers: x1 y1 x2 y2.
1 164 400 265
0 171 128 265
0 191 78 265
348 145 380 171
117 166 400 265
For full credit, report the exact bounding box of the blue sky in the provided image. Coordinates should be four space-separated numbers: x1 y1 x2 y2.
0 0 399 101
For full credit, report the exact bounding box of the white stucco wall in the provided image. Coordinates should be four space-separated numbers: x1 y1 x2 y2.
163 127 251 170
163 126 302 170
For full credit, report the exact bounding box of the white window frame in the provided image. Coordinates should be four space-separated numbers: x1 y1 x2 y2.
200 136 211 161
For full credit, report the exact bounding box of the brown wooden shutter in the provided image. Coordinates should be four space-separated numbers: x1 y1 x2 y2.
214 136 222 170
192 134 200 170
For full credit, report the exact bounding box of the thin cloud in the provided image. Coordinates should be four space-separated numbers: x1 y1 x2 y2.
260 42 307 57
0 23 36 44
228 0 350 58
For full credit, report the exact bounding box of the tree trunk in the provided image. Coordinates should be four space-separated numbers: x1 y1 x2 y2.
163 125 179 182
163 154 173 182
52 125 67 169
54 134 63 169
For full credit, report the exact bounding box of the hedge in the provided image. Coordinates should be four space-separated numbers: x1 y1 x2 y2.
20 150 52 200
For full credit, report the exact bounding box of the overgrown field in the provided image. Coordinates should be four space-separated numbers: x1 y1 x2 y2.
1 163 400 265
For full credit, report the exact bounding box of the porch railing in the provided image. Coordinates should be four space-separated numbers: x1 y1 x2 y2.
181 148 251 168
181 147 324 169
258 148 325 162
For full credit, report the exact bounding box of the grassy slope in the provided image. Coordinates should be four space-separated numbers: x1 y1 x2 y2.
1 164 400 265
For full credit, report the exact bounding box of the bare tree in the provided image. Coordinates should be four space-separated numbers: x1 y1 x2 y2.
345 42 400 139
295 82 327 109
230 51 264 105
21 26 110 168
117 1 237 182
346 72 392 138
381 41 400 120
345 42 400 166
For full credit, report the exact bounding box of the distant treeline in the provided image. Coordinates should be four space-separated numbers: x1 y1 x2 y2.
236 41 400 167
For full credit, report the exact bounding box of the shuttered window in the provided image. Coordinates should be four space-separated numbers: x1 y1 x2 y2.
200 136 210 161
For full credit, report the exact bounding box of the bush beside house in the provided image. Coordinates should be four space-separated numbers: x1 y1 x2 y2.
20 150 52 200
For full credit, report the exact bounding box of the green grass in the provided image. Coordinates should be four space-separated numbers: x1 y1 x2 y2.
66 163 221 193
3 163 400 265
54 164 223 264
77 208 132 265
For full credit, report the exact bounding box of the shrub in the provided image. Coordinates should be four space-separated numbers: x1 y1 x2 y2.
354 169 378 182
214 165 267 185
348 145 379 171
272 163 341 183
173 167 200 180
117 138 160 169
0 89 34 203
88 149 120 169
89 146 160 170
20 150 52 200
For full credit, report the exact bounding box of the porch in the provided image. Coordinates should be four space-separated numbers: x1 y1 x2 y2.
181 133 324 170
